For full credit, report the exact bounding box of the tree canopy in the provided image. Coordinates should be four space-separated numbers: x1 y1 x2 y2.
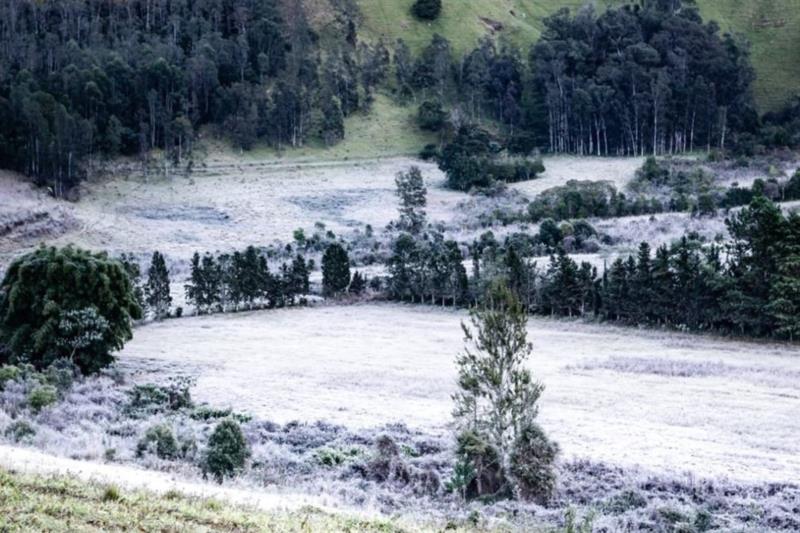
0 246 141 373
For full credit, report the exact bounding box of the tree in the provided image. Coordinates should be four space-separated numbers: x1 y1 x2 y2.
395 166 428 233
452 282 556 500
146 251 172 320
412 0 443 21
185 253 221 314
0 246 141 373
204 419 249 483
322 243 351 296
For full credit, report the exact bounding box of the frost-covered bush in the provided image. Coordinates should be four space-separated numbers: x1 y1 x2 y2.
203 419 249 482
4 420 35 442
126 381 192 417
27 385 58 413
136 424 179 460
509 423 559 503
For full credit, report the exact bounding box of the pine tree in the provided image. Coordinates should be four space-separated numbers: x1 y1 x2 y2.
145 251 172 320
453 282 556 501
395 166 428 234
322 243 351 296
350 271 366 295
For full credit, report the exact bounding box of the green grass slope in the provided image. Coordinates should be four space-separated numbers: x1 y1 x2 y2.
354 0 800 112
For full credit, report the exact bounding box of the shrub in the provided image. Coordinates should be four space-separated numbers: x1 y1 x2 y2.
417 101 446 131
27 385 58 413
126 382 192 417
204 419 249 483
0 365 21 391
102 485 122 502
419 143 439 161
411 0 442 20
508 423 558 503
4 420 36 443
137 424 179 460
454 430 506 499
44 359 79 392
364 435 411 484
0 246 142 374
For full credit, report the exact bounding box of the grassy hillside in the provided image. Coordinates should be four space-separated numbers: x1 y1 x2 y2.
353 0 800 112
0 468 505 532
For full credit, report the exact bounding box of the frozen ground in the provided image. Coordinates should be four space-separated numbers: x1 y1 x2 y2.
119 303 800 486
0 156 651 269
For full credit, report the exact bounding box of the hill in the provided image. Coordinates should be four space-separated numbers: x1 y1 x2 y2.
351 0 800 112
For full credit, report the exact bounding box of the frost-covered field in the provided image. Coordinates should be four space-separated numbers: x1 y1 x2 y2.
119 303 800 485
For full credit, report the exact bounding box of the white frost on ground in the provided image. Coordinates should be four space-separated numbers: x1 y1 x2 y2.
119 303 800 486
0 443 333 512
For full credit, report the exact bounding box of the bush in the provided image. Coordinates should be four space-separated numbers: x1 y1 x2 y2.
0 365 21 391
411 0 442 20
204 419 249 483
27 385 58 413
137 424 179 460
4 420 36 443
455 430 506 499
126 382 192 417
417 101 446 131
0 246 142 374
508 423 558 503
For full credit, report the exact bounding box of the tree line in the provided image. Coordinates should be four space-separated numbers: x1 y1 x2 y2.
388 195 800 340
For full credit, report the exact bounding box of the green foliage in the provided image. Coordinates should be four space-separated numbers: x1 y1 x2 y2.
145 252 172 321
417 101 446 131
453 282 556 501
4 420 36 443
204 419 250 483
322 244 351 297
137 425 179 460
27 385 58 413
411 0 442 20
508 423 559 503
0 246 141 374
395 166 428 234
528 180 663 222
0 365 21 391
126 382 193 418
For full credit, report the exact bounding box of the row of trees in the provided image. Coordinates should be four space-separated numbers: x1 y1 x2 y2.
388 196 800 340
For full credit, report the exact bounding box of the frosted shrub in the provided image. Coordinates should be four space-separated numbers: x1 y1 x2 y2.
509 423 559 503
4 420 36 443
137 424 179 460
27 385 58 413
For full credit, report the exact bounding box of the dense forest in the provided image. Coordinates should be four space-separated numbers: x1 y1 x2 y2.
1 0 799 195
0 0 380 195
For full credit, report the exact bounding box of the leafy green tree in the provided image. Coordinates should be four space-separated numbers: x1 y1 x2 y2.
322 243 351 296
453 282 556 500
145 251 172 320
0 246 141 373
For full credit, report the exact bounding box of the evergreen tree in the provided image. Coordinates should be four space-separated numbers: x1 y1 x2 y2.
412 0 443 20
350 271 366 295
322 243 351 296
145 251 172 320
395 166 428 234
453 282 556 501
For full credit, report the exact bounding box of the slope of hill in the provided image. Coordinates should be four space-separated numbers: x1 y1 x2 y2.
352 0 799 112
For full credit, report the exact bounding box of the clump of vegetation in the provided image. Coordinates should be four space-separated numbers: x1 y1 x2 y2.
452 282 558 502
126 381 192 417
203 419 250 483
0 246 142 374
136 425 179 460
527 180 663 223
411 0 442 20
3 420 36 443
417 101 446 131
438 126 544 191
27 385 58 413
